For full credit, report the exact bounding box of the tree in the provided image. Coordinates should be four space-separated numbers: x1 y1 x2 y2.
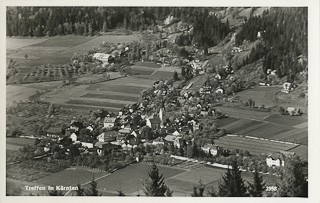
276 158 308 197
48 103 55 115
192 180 205 197
218 161 247 197
173 71 178 80
143 163 172 196
247 165 265 197
116 188 126 196
76 183 85 196
85 178 101 196
48 186 64 196
278 106 286 115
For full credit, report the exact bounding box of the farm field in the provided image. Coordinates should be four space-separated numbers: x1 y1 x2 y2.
91 162 184 195
264 114 307 127
66 99 131 108
214 135 298 155
39 76 155 112
217 106 271 120
236 86 279 108
6 85 38 105
81 93 139 102
7 37 48 50
36 166 109 188
244 123 292 138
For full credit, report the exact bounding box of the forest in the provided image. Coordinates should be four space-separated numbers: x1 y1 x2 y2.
235 7 308 81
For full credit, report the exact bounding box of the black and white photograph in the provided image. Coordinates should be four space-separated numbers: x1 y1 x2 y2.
1 1 320 202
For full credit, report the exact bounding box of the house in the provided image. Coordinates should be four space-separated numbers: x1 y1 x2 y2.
266 153 285 167
146 117 161 130
164 135 182 148
81 142 94 149
95 142 120 156
282 82 292 93
92 53 115 63
70 132 77 142
97 131 117 142
104 117 117 128
201 144 218 156
287 107 301 116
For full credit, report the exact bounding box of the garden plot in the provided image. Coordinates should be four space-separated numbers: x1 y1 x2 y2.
81 93 139 102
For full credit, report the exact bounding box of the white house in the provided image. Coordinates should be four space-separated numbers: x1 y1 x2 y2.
104 117 116 128
93 53 114 63
201 144 218 156
266 154 285 167
70 132 77 142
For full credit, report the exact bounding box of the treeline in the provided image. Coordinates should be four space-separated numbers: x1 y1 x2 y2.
192 9 230 48
235 8 308 81
6 7 166 37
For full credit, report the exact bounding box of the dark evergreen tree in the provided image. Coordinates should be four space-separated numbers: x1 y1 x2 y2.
218 161 247 197
76 183 85 196
85 178 101 196
173 71 179 81
191 180 205 197
48 186 64 196
143 163 172 196
247 165 265 197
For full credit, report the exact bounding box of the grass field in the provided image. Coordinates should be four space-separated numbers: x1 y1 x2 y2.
7 37 48 50
92 162 184 195
151 71 175 80
264 114 307 127
128 69 155 75
244 123 292 138
36 166 108 187
81 93 139 102
236 86 278 107
29 36 95 48
6 85 38 105
217 106 270 120
214 135 298 155
134 61 161 68
86 84 146 94
66 99 129 108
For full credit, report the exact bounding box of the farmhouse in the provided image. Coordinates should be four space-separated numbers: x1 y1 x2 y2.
266 153 285 167
287 107 301 116
93 53 115 63
164 135 182 148
104 117 116 128
70 132 77 142
201 144 218 156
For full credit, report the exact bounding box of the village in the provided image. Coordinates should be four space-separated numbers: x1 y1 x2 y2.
6 7 309 197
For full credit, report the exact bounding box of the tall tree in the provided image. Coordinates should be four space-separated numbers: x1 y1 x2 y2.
85 178 101 196
191 180 205 197
76 183 85 196
218 161 247 197
143 163 172 196
247 165 265 197
276 158 308 197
